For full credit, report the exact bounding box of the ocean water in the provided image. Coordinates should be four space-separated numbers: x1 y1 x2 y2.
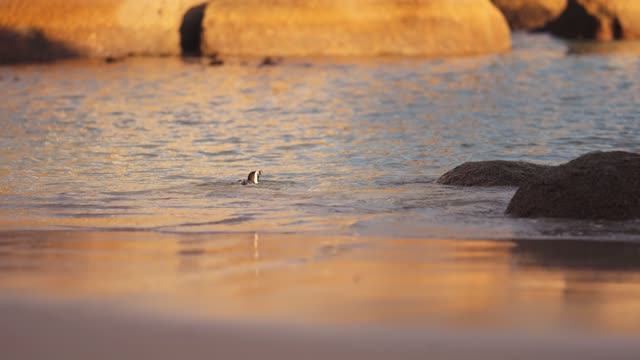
2 33 640 336
1 33 639 241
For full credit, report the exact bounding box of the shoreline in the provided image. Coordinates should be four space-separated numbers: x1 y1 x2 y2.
2 227 640 243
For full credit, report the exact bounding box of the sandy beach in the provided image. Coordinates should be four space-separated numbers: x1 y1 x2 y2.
2 293 640 360
1 230 640 359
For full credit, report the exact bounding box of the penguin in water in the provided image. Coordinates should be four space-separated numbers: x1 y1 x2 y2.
240 170 262 185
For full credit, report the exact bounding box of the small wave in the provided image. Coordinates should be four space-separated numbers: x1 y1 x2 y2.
375 177 437 186
198 150 240 157
175 119 202 126
40 203 136 210
197 179 296 189
274 143 319 151
172 215 254 227
102 190 155 196
56 212 151 218
130 152 158 158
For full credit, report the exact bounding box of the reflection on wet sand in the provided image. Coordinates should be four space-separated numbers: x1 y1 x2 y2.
1 231 639 334
567 40 640 55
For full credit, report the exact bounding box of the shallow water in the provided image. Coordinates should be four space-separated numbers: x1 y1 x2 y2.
1 33 640 240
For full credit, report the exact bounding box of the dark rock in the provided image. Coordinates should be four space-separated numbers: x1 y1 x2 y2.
204 52 224 66
208 57 224 66
0 27 77 64
437 160 552 187
546 0 640 41
104 56 124 63
506 151 640 220
259 56 280 67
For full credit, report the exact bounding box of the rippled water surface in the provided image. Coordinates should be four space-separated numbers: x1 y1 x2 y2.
1 33 640 240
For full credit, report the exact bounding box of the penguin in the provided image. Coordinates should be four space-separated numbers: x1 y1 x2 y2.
240 170 262 185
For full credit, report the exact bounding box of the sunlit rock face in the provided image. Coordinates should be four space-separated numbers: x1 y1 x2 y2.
491 0 567 30
547 0 640 40
0 0 206 63
506 151 640 220
437 161 552 187
201 0 511 58
0 0 511 62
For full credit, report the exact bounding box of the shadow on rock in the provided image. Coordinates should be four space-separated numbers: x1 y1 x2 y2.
180 2 207 57
0 27 78 64
545 0 639 41
491 0 567 31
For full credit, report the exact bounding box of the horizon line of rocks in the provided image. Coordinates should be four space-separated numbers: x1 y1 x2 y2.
1 0 639 65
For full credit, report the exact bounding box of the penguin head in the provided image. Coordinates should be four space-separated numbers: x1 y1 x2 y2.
247 170 262 184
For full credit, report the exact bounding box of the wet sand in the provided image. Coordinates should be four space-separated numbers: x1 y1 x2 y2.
1 230 640 359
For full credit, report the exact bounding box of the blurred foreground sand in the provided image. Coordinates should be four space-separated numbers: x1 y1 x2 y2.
2 295 640 360
2 230 640 359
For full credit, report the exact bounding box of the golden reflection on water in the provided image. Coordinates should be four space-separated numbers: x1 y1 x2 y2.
1 231 639 334
2 54 640 241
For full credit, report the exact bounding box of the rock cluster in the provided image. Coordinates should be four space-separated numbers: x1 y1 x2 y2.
3 0 640 64
547 0 640 40
0 0 510 64
439 151 640 220
491 0 640 41
4 0 640 64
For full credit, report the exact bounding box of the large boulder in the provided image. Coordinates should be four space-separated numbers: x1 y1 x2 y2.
547 0 640 40
437 161 552 187
201 0 511 58
506 151 640 220
491 0 567 30
0 0 206 63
